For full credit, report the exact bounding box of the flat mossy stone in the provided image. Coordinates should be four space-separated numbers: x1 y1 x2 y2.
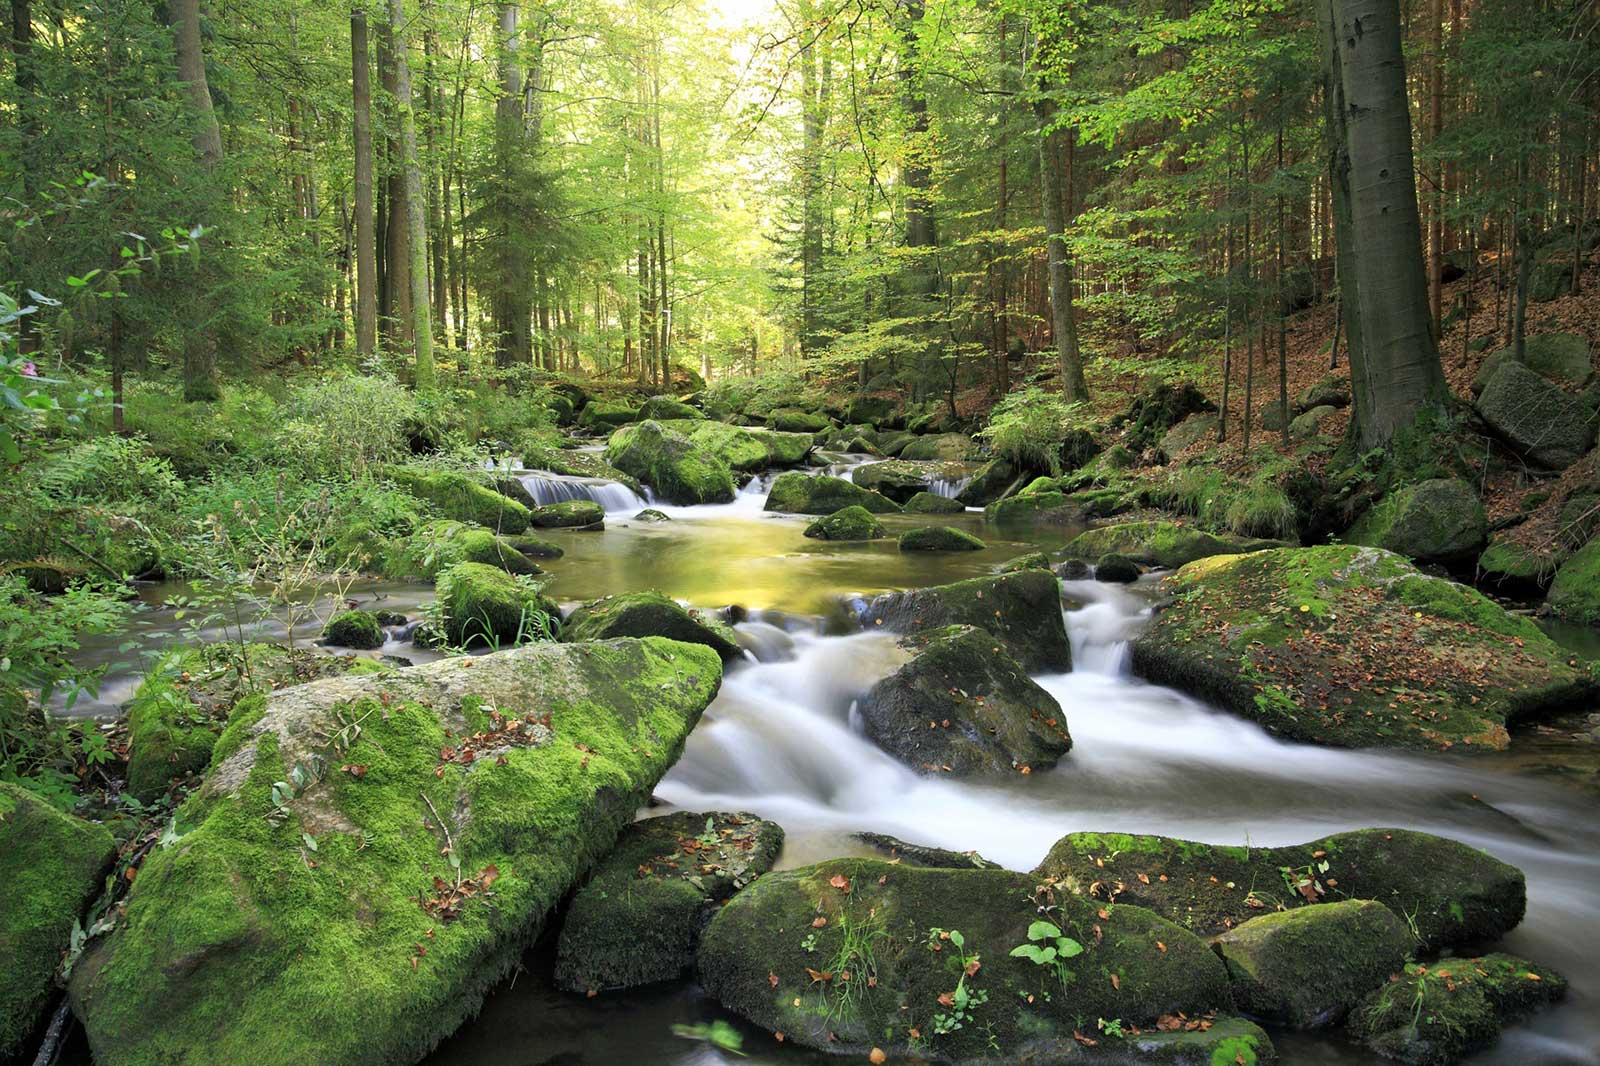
637 396 704 421
530 499 605 529
1126 1016 1278 1065
604 421 736 505
1349 953 1567 1066
0 782 116 1059
559 590 741 660
385 467 532 534
852 832 1003 870
985 490 1079 525
899 432 981 461
698 859 1232 1063
553 811 783 993
857 625 1071 775
1345 479 1487 565
1546 538 1600 624
1063 520 1286 569
803 505 887 541
71 638 723 1066
323 610 385 650
864 570 1071 672
903 491 965 514
766 408 830 434
898 526 987 552
1033 827 1526 953
435 561 561 648
1000 551 1051 573
1213 899 1412 1028
1130 546 1598 751
764 472 899 515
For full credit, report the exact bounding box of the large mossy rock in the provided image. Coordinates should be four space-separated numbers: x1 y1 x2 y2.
1345 479 1487 565
697 860 1233 1063
1212 899 1412 1028
516 441 641 494
559 590 741 660
654 419 814 473
637 396 704 422
844 395 896 425
604 420 736 505
899 432 981 461
1033 827 1526 953
394 521 557 580
984 490 1079 525
1131 546 1597 751
864 570 1071 672
553 811 783 993
766 408 830 434
899 526 987 552
435 561 561 648
578 400 640 431
763 472 899 515
1160 414 1219 456
1546 537 1600 624
1477 533 1564 591
1476 360 1594 469
70 638 723 1066
856 626 1071 775
904 491 964 514
954 457 1020 506
1125 1016 1278 1066
323 610 385 649
0 782 116 1059
803 505 887 541
1348 953 1566 1066
1062 520 1285 570
386 467 532 534
1472 334 1593 395
1296 373 1350 412
852 460 971 503
530 499 605 529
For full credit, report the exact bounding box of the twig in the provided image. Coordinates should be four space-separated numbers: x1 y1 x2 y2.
419 791 459 887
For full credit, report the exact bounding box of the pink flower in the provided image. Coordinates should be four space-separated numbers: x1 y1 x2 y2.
18 362 37 377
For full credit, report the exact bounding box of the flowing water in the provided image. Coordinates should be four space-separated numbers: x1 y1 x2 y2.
56 473 1600 1066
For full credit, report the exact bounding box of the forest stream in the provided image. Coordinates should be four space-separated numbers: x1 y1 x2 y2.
53 461 1600 1066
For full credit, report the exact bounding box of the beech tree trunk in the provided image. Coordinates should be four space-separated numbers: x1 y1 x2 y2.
352 9 378 359
390 0 434 387
1319 0 1445 448
1036 91 1087 402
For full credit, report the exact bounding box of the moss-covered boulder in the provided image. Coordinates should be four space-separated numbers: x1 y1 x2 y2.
904 491 965 514
1349 953 1566 1066
1346 479 1487 565
1476 360 1594 469
1474 334 1592 395
0 782 116 1059
553 812 783 993
633 508 671 522
1213 899 1411 1028
899 526 987 552
516 440 642 493
1125 1016 1278 1065
767 408 830 434
852 460 968 503
1289 404 1339 440
435 561 561 648
386 467 532 533
745 427 817 468
985 490 1080 525
654 419 802 473
323 610 385 650
1477 534 1563 592
764 472 899 515
1063 520 1285 570
857 626 1071 775
530 499 605 529
559 590 741 660
70 638 722 1066
698 860 1233 1063
900 432 982 461
1000 551 1051 573
604 420 736 506
578 400 640 431
1034 827 1525 953
1296 374 1350 412
1160 414 1219 456
1544 537 1600 623
637 395 704 421
394 520 556 580
955 458 1020 506
844 396 897 425
803 505 887 541
1096 554 1141 583
864 570 1071 672
1131 546 1597 751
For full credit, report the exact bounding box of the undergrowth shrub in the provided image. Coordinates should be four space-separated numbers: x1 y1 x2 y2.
978 387 1093 475
270 371 418 476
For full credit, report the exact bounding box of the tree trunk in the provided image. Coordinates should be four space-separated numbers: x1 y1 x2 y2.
165 0 222 164
389 0 434 388
378 20 411 350
1426 0 1444 332
1319 0 1446 448
1036 91 1087 402
352 9 378 359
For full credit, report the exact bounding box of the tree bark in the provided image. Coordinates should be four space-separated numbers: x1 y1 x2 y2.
1036 91 1087 402
352 9 378 359
390 0 434 387
165 0 222 164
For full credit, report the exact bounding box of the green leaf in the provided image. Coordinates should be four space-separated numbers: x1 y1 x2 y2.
949 929 965 949
1056 937 1084 958
1027 920 1063 942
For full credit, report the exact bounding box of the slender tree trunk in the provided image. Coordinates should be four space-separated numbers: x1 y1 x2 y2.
378 20 411 349
1276 118 1289 447
166 0 222 164
390 0 433 387
352 9 378 359
1036 90 1087 402
1426 0 1444 332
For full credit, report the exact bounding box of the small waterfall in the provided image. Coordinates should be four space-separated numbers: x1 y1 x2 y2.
928 474 973 498
517 472 647 513
1060 578 1149 676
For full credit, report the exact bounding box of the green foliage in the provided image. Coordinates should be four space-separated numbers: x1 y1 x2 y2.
271 372 420 477
978 388 1090 475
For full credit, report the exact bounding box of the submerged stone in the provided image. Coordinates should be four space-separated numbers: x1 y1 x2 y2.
803 505 887 541
698 860 1232 1063
898 526 986 552
633 508 671 522
764 472 899 515
1213 899 1412 1028
553 811 783 993
605 420 737 505
71 638 723 1066
0 782 116 1060
1131 546 1597 750
865 570 1071 672
560 590 741 660
1034 827 1526 953
856 625 1071 775
1348 954 1567 1066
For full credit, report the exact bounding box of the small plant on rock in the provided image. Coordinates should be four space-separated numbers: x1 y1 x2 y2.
1009 919 1084 987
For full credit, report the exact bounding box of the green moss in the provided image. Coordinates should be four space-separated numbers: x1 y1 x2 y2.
323 610 385 650
72 639 723 1066
559 590 741 660
866 570 1072 672
1034 827 1525 954
434 562 560 648
529 500 605 529
1547 538 1600 624
1063 520 1284 569
578 400 640 430
767 409 830 434
764 472 899 515
1346 479 1487 564
1126 1016 1277 1065
604 421 736 505
698 859 1231 1062
554 811 783 992
903 491 964 514
1000 551 1051 573
655 419 771 472
637 396 704 421
1131 546 1597 751
985 490 1078 524
384 467 532 534
0 782 116 1058
1020 476 1060 495
515 440 641 493
1477 535 1564 591
391 520 556 580
898 526 987 552
803 505 887 541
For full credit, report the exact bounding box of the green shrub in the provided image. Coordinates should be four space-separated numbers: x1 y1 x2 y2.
977 387 1090 475
269 371 419 476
